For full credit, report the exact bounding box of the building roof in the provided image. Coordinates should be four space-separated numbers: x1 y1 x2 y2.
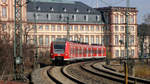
96 6 138 12
27 1 100 14
31 0 75 4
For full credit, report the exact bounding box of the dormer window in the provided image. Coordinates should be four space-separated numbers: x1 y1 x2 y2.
84 15 88 21
59 14 63 21
36 6 41 11
50 7 54 11
96 15 100 21
72 15 76 21
87 9 91 13
63 8 67 12
75 8 79 13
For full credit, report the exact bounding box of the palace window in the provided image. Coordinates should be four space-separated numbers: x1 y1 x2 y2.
115 35 119 45
2 0 6 3
2 24 6 31
91 36 94 44
57 25 61 31
115 26 119 31
120 15 124 23
80 25 84 31
96 36 99 44
74 36 78 41
69 25 73 31
129 26 134 31
2 7 7 17
45 25 49 30
80 36 84 42
27 36 30 44
121 50 124 57
131 49 134 57
39 25 43 30
85 25 89 31
115 50 119 57
39 36 43 45
51 35 55 41
120 35 124 44
63 25 66 31
51 25 55 31
74 25 78 31
130 35 134 44
96 26 100 31
91 26 94 31
115 15 119 23
69 36 73 41
85 36 89 43
45 36 49 45
129 16 134 24
120 26 124 31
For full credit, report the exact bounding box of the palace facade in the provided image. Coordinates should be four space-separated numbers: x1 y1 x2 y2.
0 0 138 58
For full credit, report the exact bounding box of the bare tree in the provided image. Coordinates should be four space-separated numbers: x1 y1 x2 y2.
144 14 150 24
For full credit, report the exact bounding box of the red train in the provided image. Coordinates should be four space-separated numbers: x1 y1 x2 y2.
50 39 106 65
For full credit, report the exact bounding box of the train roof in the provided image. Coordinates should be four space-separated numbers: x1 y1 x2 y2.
53 38 104 47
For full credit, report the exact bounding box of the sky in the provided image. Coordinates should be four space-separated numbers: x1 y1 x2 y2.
72 0 150 24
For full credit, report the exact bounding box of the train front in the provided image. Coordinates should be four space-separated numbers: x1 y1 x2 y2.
50 41 66 65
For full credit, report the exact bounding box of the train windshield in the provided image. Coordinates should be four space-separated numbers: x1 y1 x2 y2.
53 42 65 54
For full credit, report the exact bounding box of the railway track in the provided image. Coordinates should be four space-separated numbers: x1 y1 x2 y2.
63 61 120 84
32 60 150 84
90 61 150 84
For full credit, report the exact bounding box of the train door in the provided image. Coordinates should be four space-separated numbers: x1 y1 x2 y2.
83 47 86 57
93 48 97 57
103 48 106 56
70 46 73 60
75 46 78 59
98 48 102 57
88 48 91 58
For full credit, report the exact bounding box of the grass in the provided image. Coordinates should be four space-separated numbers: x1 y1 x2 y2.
135 64 150 80
109 62 150 80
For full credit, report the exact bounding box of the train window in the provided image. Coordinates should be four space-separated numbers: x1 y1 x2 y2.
101 48 104 55
88 49 91 55
93 48 97 54
87 48 88 57
98 49 101 54
91 48 93 56
76 47 78 55
53 43 65 54
71 48 73 54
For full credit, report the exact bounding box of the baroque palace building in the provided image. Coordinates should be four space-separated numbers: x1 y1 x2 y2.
0 0 138 58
